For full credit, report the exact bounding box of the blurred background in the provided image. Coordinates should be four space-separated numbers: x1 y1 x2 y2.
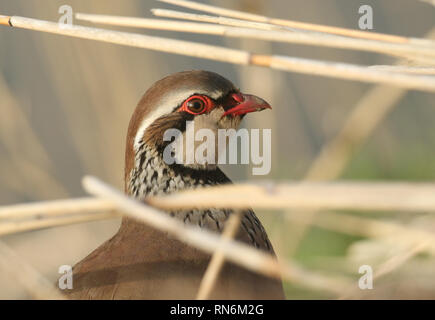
0 0 434 299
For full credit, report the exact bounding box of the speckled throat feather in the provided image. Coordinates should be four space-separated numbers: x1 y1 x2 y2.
127 140 274 252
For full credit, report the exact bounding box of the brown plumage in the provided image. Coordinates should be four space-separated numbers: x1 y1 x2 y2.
64 71 285 299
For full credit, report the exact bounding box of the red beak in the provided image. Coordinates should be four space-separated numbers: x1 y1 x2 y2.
223 93 272 117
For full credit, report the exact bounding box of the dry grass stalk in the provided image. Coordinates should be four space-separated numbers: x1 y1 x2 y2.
373 241 429 279
0 240 66 299
2 180 435 241
157 0 269 25
0 198 119 236
2 181 435 247
370 65 435 75
0 197 114 219
196 211 242 300
82 176 352 295
1 15 435 92
77 11 435 64
2 181 435 230
253 55 435 92
157 0 433 45
149 182 435 212
150 9 280 31
1 15 249 64
0 212 118 236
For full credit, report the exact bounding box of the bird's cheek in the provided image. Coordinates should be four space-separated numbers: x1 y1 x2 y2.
218 114 242 130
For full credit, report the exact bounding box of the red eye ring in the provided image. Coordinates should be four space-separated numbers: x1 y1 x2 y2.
179 95 213 115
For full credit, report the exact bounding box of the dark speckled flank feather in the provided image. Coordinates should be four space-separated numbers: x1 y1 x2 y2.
64 71 285 299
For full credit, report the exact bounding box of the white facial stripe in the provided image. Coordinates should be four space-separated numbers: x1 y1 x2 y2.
133 88 224 151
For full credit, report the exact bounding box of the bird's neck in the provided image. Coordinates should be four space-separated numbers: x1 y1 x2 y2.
126 142 231 200
121 142 232 233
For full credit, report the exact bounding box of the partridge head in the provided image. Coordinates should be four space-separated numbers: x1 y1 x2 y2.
125 70 271 194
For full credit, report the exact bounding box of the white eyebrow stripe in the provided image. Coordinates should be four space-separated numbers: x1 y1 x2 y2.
133 88 224 151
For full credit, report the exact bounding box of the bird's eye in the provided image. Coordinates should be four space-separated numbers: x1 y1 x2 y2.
178 95 213 115
186 97 206 114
